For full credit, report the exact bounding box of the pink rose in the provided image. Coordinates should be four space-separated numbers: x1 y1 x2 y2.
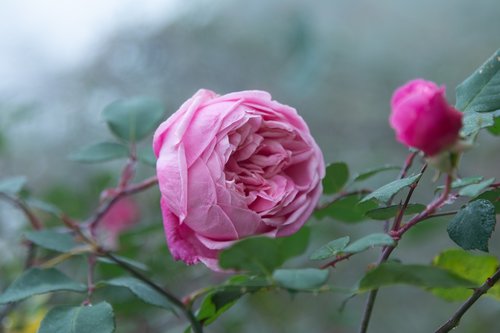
153 89 324 270
389 79 463 156
99 197 139 249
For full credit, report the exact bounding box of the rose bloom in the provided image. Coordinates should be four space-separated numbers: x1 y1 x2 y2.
99 197 139 249
153 90 324 270
389 79 463 156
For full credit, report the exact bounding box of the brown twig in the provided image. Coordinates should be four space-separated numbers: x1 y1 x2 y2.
320 253 355 269
435 266 500 332
0 193 43 230
87 175 158 232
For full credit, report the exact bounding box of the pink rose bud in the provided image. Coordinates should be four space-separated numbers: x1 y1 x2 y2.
99 197 140 249
153 90 325 270
389 79 463 156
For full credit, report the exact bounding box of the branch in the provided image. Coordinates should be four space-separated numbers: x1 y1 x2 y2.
392 174 453 238
435 266 500 333
321 253 355 269
0 193 43 230
103 252 203 333
87 176 158 232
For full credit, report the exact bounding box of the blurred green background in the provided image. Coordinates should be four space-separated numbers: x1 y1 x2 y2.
1 1 499 332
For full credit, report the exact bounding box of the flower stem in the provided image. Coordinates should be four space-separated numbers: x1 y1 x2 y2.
435 266 500 332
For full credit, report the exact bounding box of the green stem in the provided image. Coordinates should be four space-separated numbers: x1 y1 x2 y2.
104 252 203 333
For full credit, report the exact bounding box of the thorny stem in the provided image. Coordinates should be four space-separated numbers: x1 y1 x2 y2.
83 255 96 306
392 174 453 238
104 252 203 333
0 193 43 230
435 266 500 333
391 164 428 231
321 253 355 269
88 175 158 232
0 194 41 325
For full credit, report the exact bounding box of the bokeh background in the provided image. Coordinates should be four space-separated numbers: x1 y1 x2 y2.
1 1 499 332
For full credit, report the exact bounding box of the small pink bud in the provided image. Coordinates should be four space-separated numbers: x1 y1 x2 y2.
389 79 463 156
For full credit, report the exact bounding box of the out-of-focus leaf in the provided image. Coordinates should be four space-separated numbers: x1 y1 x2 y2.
197 276 270 325
0 268 86 304
473 188 500 213
68 142 129 163
353 165 400 182
456 48 500 113
25 198 62 216
24 229 78 253
360 174 422 203
137 146 156 166
273 269 329 290
315 194 378 223
365 204 426 220
488 115 500 135
343 233 394 254
447 199 496 252
38 302 115 333
0 176 27 195
219 227 309 274
358 262 477 292
431 249 500 301
323 162 349 194
102 97 165 142
458 178 495 197
309 236 350 261
461 112 494 136
103 277 174 311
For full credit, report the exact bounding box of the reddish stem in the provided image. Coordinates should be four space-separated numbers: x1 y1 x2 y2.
392 174 453 238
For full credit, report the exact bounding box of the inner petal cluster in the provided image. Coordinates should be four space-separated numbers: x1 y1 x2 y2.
223 116 312 224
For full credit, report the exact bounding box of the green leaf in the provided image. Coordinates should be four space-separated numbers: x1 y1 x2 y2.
358 262 477 292
25 198 62 216
322 162 349 194
343 233 394 254
0 176 27 195
197 276 271 325
488 115 500 135
0 268 86 304
431 249 500 301
353 165 400 182
456 48 500 113
102 97 165 142
365 204 426 220
97 255 149 272
197 290 243 325
24 229 78 253
309 236 350 261
447 199 497 252
219 227 310 274
461 112 494 136
473 188 500 213
438 176 484 190
273 268 329 290
38 302 115 333
458 178 495 197
315 194 378 223
360 174 422 203
68 142 129 163
137 146 156 166
103 277 174 311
